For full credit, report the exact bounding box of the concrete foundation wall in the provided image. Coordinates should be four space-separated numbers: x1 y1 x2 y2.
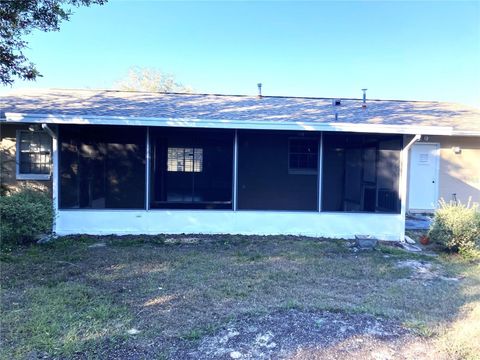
55 210 404 241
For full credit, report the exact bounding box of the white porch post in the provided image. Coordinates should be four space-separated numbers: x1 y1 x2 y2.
50 126 59 235
318 132 323 212
400 134 421 241
233 129 238 211
145 126 151 210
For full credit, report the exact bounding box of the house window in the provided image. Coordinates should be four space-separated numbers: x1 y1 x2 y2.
16 130 52 180
288 138 318 174
167 148 203 172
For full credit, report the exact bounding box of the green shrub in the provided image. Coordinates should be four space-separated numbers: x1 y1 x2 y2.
0 189 53 244
428 198 480 254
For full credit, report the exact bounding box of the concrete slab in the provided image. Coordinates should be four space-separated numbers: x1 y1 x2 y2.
405 215 432 230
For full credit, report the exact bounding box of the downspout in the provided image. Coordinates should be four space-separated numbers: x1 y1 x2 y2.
399 134 421 242
42 124 58 236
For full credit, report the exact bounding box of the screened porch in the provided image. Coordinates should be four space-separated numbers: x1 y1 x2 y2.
58 125 403 214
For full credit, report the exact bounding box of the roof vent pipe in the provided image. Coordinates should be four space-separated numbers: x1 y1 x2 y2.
362 88 368 109
257 83 262 98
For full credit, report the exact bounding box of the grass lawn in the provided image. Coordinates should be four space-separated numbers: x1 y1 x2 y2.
1 234 479 359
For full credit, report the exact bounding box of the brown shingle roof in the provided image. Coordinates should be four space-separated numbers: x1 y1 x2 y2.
2 88 479 134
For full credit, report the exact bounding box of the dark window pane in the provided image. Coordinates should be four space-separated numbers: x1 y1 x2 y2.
151 128 233 209
321 133 402 213
20 159 31 173
20 133 31 151
18 131 51 175
238 131 318 211
288 138 318 173
59 125 146 209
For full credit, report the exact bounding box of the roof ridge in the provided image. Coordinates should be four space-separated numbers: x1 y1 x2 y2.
7 87 444 104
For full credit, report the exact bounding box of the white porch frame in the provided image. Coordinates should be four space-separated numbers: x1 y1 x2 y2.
399 134 422 241
317 132 324 211
51 129 59 230
232 129 239 211
41 122 413 240
145 127 151 210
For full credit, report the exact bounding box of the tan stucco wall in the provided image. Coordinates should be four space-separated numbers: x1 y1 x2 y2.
0 124 52 194
415 135 480 207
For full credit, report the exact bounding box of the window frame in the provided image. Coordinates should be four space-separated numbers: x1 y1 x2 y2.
16 129 52 180
287 137 319 175
167 147 203 173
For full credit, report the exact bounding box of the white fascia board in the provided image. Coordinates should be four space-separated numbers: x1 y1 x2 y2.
5 112 454 136
451 130 480 137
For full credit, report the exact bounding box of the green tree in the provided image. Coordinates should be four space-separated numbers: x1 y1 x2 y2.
115 66 193 93
1 0 107 86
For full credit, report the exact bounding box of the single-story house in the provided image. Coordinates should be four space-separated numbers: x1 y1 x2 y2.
1 88 479 241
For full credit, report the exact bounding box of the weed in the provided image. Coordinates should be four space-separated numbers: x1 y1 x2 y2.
181 329 203 341
235 251 264 262
404 320 436 337
283 300 301 310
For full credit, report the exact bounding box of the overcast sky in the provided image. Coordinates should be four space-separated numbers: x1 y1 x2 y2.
3 1 480 107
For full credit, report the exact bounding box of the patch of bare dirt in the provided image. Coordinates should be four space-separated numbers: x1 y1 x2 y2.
170 310 440 360
396 260 460 282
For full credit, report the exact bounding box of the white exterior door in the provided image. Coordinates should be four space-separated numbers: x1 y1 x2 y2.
408 143 440 211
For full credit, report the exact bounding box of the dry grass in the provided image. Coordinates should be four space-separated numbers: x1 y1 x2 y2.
1 234 479 359
436 301 480 360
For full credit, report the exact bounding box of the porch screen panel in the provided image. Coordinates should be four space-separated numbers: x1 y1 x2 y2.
322 132 402 213
237 130 318 211
59 125 146 209
150 128 233 209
